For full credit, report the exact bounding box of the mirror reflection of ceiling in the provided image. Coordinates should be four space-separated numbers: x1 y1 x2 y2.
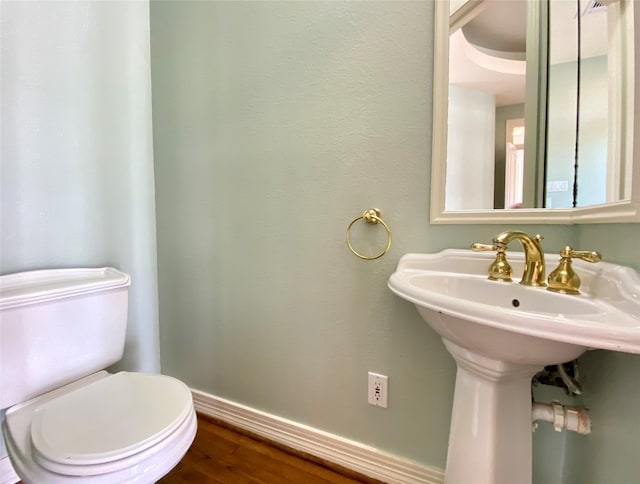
461 1 527 60
449 0 609 107
550 0 608 63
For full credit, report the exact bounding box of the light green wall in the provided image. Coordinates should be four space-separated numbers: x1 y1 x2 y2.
576 56 608 207
561 225 640 484
546 60 579 209
0 0 160 373
151 1 455 467
1 0 160 467
547 56 609 209
150 0 640 479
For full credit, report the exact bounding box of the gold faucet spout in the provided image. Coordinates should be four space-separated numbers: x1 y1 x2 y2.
493 230 546 286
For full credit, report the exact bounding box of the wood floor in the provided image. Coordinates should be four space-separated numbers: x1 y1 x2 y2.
160 415 383 484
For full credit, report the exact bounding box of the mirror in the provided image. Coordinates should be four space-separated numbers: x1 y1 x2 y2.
431 0 640 224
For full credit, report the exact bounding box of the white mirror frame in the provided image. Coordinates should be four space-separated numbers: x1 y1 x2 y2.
430 0 640 224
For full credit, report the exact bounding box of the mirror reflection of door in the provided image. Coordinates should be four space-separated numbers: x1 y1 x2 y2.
505 118 525 209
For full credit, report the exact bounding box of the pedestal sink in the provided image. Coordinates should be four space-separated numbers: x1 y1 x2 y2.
388 250 640 484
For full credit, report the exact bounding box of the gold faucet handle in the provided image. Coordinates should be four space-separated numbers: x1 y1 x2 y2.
471 243 512 282
547 246 602 295
564 247 602 263
471 243 503 252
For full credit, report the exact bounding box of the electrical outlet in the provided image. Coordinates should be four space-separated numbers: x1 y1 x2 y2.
368 372 388 408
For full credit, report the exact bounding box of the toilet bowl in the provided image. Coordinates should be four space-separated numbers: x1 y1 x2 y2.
3 372 197 483
0 267 198 483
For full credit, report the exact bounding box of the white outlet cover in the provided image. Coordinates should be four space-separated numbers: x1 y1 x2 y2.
368 372 388 408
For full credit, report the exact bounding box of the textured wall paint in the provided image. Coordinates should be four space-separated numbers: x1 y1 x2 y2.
150 0 639 478
151 1 456 466
2 0 636 479
559 225 640 484
547 57 609 209
0 1 160 372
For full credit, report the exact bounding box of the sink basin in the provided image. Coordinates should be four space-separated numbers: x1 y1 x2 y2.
388 250 640 484
389 250 640 360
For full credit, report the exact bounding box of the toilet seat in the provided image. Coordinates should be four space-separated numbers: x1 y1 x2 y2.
3 371 197 483
31 371 193 475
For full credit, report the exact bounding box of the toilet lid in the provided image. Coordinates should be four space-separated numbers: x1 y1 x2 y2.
30 372 193 475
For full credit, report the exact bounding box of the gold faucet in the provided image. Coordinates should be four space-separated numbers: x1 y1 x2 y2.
472 230 546 286
470 243 513 282
547 246 601 295
493 231 546 286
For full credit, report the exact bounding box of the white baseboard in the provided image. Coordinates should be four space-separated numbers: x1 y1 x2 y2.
191 389 445 484
0 456 19 484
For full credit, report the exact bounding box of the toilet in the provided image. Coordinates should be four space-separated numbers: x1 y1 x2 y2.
0 267 197 483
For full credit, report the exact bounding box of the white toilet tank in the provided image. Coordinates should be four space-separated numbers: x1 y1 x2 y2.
0 268 130 409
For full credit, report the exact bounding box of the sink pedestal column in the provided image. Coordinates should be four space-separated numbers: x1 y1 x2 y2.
443 340 542 484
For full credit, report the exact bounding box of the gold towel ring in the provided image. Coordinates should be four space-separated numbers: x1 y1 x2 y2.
346 209 392 260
